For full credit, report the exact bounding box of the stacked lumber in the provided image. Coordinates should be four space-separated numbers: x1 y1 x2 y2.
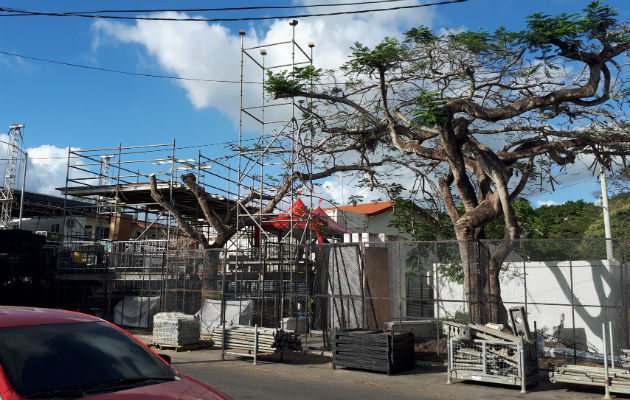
622 349 630 370
212 325 276 353
333 330 415 374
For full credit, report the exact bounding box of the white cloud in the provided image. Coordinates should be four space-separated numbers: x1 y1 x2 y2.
1 134 69 196
25 144 73 195
320 175 384 206
536 200 561 207
92 3 435 127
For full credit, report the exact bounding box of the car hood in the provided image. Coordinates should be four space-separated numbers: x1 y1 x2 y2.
86 377 228 400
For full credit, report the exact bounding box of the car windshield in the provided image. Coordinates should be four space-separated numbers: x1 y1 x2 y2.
0 321 175 398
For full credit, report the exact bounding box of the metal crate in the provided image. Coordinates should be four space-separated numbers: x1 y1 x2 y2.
447 337 538 393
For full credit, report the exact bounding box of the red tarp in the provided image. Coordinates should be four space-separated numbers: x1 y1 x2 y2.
261 198 352 243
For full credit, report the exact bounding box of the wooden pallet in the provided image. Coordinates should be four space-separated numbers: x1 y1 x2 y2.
332 330 415 375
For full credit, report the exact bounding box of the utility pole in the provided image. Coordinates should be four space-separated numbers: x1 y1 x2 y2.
600 166 614 260
0 124 25 229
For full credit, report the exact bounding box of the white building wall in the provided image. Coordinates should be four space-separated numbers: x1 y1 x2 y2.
435 259 623 353
326 209 368 232
364 213 404 236
9 216 86 238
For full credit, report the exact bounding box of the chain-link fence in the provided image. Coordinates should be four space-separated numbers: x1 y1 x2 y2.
311 238 628 367
50 238 629 365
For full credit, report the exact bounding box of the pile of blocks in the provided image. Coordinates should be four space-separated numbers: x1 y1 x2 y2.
153 312 200 348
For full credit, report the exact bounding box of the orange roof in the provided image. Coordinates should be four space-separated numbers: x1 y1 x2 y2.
323 201 394 217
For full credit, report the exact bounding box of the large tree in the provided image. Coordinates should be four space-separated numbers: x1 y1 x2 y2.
265 2 630 324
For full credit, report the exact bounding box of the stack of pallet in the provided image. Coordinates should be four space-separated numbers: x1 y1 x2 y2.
622 349 630 370
212 325 276 353
332 330 415 374
153 313 200 349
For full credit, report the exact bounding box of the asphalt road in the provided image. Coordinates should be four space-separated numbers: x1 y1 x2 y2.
173 356 447 400
169 350 608 400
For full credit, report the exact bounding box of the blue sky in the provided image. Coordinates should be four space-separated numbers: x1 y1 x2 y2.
0 0 628 206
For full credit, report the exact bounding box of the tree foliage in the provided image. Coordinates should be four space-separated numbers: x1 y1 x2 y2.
266 1 630 324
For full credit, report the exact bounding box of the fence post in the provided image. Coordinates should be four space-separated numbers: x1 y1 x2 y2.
254 324 258 365
221 249 226 361
624 240 630 350
569 259 576 364
446 330 452 384
523 259 528 314
609 320 615 369
519 338 526 394
602 323 611 399
435 247 441 359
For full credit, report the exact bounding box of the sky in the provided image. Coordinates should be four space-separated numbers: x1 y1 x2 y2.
0 0 628 209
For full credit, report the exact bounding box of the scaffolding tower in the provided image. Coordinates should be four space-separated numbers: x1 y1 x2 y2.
233 21 316 244
218 21 318 334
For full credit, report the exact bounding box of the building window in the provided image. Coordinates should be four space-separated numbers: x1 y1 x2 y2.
51 224 60 233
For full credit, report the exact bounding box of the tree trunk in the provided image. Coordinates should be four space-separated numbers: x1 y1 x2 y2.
455 230 511 326
455 232 487 324
201 250 222 300
483 241 511 327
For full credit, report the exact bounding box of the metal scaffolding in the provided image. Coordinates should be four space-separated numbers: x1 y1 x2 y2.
56 141 232 321
50 22 327 334
219 21 318 339
0 124 25 228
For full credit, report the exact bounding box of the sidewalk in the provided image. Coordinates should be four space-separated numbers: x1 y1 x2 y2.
159 347 620 400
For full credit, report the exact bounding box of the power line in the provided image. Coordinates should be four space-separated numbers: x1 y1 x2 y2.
0 49 373 86
0 50 253 84
0 0 468 22
0 0 428 15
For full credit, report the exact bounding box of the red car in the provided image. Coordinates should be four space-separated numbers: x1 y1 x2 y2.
0 306 230 400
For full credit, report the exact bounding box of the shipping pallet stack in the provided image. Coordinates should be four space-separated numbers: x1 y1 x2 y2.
332 330 415 375
446 307 539 393
152 313 200 351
